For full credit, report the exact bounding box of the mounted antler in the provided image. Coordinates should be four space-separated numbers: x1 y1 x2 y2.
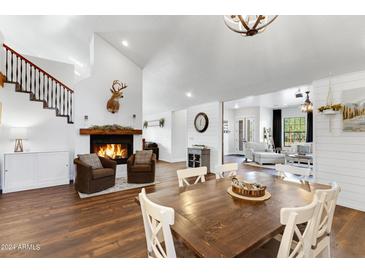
107 80 128 114
110 80 127 95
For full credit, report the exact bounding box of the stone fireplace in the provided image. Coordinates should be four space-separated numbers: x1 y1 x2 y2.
90 134 133 165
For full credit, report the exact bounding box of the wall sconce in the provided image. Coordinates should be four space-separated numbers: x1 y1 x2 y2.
10 127 28 152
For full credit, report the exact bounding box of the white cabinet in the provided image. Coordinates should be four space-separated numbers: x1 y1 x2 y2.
3 151 69 193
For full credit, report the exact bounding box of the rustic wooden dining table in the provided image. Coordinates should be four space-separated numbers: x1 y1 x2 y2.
142 171 328 258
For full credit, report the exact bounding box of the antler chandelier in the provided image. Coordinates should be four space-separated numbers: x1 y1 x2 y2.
224 15 278 36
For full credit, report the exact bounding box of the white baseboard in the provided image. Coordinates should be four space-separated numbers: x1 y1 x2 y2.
170 158 186 163
337 198 365 212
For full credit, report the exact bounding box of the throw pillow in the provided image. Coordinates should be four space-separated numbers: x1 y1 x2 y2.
135 150 153 165
79 153 103 169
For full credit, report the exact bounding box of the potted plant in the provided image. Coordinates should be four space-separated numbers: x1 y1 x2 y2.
318 103 343 114
159 118 165 128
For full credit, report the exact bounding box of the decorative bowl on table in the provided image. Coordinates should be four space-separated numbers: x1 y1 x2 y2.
231 177 266 197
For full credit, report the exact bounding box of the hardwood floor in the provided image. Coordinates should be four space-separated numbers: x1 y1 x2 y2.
0 159 364 258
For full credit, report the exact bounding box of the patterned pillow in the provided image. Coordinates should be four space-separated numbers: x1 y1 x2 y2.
79 153 103 169
135 150 153 165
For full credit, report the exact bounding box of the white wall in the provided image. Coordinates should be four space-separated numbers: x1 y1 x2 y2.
0 31 4 73
313 70 365 212
0 57 75 189
281 106 307 148
25 55 74 88
223 108 235 155
142 109 187 163
187 102 222 172
74 34 143 177
234 107 261 144
260 107 273 142
171 109 187 162
142 111 172 162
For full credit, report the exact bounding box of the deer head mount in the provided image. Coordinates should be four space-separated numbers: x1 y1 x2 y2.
107 80 127 114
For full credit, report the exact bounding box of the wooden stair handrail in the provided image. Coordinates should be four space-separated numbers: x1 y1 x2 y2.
3 43 74 93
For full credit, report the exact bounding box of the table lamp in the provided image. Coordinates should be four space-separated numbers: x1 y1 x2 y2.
10 127 28 152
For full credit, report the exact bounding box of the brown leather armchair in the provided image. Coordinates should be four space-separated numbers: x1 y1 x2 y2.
74 156 117 194
127 153 156 184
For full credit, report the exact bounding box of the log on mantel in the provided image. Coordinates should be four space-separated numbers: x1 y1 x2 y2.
79 128 143 135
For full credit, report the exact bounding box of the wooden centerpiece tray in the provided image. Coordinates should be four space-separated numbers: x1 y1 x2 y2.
227 176 271 201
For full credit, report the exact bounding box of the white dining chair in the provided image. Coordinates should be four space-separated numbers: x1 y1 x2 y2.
176 166 207 187
139 188 176 258
309 182 341 258
215 163 238 179
277 196 319 258
276 164 311 183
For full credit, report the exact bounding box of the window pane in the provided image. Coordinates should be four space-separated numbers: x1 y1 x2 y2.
283 117 307 146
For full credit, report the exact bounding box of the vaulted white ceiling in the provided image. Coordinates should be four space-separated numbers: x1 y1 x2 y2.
1 15 365 115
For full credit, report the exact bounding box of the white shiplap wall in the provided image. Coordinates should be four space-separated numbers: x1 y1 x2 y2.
313 70 365 212
142 111 173 162
187 102 223 172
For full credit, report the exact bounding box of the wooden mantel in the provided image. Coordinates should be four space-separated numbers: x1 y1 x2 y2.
79 128 143 135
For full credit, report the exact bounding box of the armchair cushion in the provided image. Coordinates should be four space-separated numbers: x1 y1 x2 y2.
78 153 103 169
135 150 153 165
92 168 115 179
130 164 152 173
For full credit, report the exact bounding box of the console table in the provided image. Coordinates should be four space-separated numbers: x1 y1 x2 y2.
2 151 70 193
187 147 210 172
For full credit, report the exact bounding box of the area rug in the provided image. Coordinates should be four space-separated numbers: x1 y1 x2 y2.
78 177 159 199
243 162 276 170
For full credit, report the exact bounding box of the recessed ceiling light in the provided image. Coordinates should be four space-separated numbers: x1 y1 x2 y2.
74 70 81 76
121 40 129 47
186 92 192 98
234 104 239 109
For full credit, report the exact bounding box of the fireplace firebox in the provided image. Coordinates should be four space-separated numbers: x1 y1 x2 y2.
90 134 133 165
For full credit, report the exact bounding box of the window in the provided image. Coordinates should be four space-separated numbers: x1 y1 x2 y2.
284 117 306 146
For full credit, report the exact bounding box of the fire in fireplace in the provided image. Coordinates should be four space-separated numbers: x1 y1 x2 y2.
90 134 133 165
94 143 128 161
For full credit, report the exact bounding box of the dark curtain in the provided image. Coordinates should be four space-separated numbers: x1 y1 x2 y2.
272 109 282 149
306 111 313 142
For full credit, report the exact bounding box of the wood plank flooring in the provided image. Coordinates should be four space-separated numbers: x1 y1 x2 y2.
0 158 364 258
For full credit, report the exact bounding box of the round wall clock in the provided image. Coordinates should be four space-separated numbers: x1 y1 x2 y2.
194 112 209 133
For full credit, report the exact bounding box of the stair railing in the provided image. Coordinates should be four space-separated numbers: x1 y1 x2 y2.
3 43 74 124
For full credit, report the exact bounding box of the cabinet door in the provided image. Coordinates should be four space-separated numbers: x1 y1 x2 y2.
4 154 37 193
37 152 69 186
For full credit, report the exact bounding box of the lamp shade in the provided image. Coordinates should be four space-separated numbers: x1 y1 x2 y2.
9 127 28 140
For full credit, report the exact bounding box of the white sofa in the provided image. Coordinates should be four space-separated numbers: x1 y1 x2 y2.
244 142 285 165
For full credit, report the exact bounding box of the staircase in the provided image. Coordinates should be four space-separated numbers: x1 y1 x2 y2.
2 44 74 124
